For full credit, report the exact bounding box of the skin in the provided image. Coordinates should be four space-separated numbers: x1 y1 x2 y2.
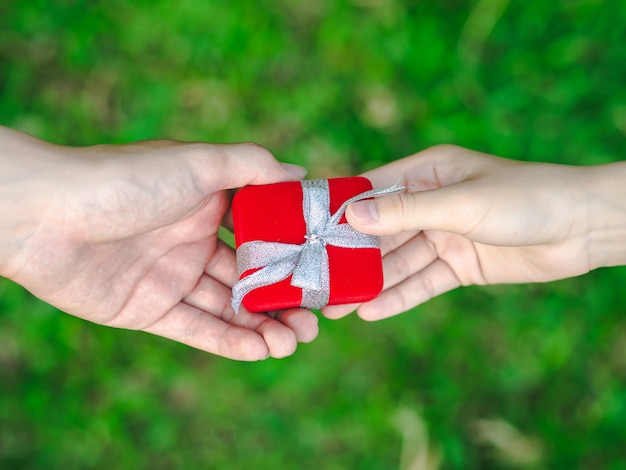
0 126 319 361
323 144 626 321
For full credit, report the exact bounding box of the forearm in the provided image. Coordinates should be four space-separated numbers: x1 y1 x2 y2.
586 160 626 270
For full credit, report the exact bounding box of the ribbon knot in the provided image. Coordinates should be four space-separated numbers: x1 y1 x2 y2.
231 178 406 313
304 233 326 245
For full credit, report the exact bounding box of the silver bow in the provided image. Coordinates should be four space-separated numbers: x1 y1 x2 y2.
231 179 405 313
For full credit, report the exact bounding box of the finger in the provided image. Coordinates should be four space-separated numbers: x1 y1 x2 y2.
179 142 307 191
184 274 311 348
321 303 360 319
320 232 421 320
144 302 270 361
204 239 238 287
346 184 475 236
323 233 437 320
246 310 298 359
361 144 488 189
222 210 234 233
379 231 416 255
185 278 303 359
357 258 461 321
381 232 438 290
272 308 320 343
221 190 236 231
320 230 421 320
183 274 306 330
183 273 234 319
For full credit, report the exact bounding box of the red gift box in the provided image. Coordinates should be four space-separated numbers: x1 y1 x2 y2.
232 177 383 312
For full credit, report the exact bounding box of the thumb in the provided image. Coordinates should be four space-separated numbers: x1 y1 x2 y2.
346 186 470 236
195 142 307 190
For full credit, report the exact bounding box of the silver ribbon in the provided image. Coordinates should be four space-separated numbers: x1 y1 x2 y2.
231 179 405 313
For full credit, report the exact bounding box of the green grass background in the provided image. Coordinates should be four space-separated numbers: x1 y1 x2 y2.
2 0 626 468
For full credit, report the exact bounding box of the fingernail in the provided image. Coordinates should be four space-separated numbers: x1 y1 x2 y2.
349 201 378 224
280 163 308 179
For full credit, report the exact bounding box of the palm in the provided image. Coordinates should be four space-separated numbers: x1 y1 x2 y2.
85 194 228 328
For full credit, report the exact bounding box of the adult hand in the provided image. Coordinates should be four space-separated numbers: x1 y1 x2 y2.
0 126 318 360
323 145 626 321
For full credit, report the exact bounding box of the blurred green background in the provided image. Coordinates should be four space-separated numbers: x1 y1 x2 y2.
2 0 626 468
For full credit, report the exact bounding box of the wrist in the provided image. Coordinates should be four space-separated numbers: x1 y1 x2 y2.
0 127 73 279
586 160 626 270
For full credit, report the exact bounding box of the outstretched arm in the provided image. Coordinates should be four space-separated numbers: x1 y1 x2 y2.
0 126 318 360
323 144 626 321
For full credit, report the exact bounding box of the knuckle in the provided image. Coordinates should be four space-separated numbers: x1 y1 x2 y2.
391 287 409 314
388 194 417 230
139 139 180 149
373 194 419 234
389 251 414 281
422 144 467 167
427 143 462 154
238 142 273 161
183 314 203 341
183 141 217 158
418 274 436 301
387 194 406 217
